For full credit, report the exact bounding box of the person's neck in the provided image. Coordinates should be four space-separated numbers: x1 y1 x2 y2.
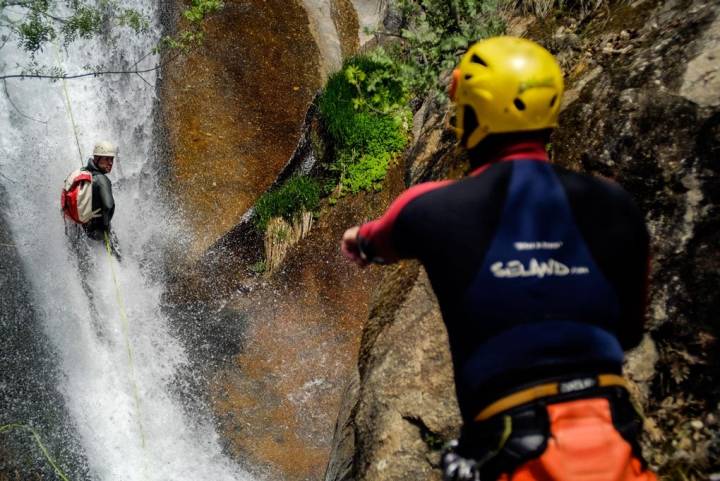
467 131 550 174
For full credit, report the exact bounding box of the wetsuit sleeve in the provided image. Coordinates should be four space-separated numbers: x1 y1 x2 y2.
596 183 650 351
616 202 650 350
94 175 115 231
357 181 451 263
560 172 650 350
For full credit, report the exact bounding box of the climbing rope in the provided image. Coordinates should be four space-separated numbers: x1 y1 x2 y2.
0 423 72 481
104 232 148 456
53 43 84 166
54 42 150 479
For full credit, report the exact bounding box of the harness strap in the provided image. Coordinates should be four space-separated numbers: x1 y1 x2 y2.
475 374 627 422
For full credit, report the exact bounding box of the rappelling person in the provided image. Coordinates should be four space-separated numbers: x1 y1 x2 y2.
340 36 656 481
62 140 121 260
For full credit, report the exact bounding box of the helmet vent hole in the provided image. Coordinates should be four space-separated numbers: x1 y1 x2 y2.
514 98 526 111
470 54 487 66
550 95 557 107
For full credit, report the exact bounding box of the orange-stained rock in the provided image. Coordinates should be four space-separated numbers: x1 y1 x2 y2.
208 165 406 481
162 0 322 255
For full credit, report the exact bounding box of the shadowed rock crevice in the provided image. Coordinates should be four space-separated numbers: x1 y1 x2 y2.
402 415 447 455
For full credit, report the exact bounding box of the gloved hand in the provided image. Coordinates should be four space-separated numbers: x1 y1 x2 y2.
441 440 481 481
340 226 369 267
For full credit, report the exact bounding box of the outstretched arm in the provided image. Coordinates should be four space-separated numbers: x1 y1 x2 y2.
341 181 451 266
341 226 369 267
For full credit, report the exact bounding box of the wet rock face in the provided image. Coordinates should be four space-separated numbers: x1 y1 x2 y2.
160 1 365 479
206 185 397 481
553 0 720 468
162 0 323 255
353 264 460 481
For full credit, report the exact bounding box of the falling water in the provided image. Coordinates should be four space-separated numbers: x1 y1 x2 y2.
0 3 249 480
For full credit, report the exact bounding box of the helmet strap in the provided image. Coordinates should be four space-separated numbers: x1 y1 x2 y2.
461 105 479 148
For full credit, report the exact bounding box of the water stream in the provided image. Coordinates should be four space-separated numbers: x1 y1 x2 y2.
0 3 249 480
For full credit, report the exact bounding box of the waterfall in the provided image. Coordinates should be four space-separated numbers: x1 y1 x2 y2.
0 3 249 480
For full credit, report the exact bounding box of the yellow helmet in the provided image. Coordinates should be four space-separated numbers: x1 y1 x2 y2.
450 37 564 149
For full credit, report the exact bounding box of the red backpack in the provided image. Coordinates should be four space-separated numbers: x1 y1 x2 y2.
61 169 97 224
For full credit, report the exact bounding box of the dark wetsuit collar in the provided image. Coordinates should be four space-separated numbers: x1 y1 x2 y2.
85 157 101 173
470 140 549 176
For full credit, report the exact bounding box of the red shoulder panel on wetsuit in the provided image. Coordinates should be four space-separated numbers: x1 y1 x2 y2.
358 141 549 263
358 180 453 262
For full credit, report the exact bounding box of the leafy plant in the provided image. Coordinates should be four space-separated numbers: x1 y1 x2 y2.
60 5 104 43
319 52 411 196
389 0 506 98
254 176 322 232
1 0 224 80
249 260 266 274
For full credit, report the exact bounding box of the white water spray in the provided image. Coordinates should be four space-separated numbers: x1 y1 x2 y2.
0 3 250 480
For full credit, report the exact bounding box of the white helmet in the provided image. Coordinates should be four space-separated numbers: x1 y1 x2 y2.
92 140 117 158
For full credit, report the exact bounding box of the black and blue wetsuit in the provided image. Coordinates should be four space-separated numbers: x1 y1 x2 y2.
357 140 649 423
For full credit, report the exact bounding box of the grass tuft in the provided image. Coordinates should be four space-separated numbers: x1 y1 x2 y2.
254 176 321 232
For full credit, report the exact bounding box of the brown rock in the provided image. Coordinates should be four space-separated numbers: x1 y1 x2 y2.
353 267 460 481
162 0 322 255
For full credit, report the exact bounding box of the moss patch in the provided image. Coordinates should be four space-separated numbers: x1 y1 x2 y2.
254 176 322 232
319 52 411 196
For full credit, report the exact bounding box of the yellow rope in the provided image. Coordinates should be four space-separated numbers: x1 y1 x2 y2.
53 43 84 166
0 423 72 481
104 232 150 479
497 415 513 448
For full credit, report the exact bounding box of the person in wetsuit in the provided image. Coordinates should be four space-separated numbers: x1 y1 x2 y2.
82 140 116 243
66 140 120 263
341 37 656 481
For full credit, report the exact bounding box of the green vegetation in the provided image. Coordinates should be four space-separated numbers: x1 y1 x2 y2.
313 0 509 197
249 260 267 274
319 51 411 196
391 0 506 99
421 430 446 451
254 176 322 232
0 0 224 80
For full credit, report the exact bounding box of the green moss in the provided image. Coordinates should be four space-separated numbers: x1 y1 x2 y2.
254 176 321 232
421 430 446 451
319 52 411 196
314 1 508 196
